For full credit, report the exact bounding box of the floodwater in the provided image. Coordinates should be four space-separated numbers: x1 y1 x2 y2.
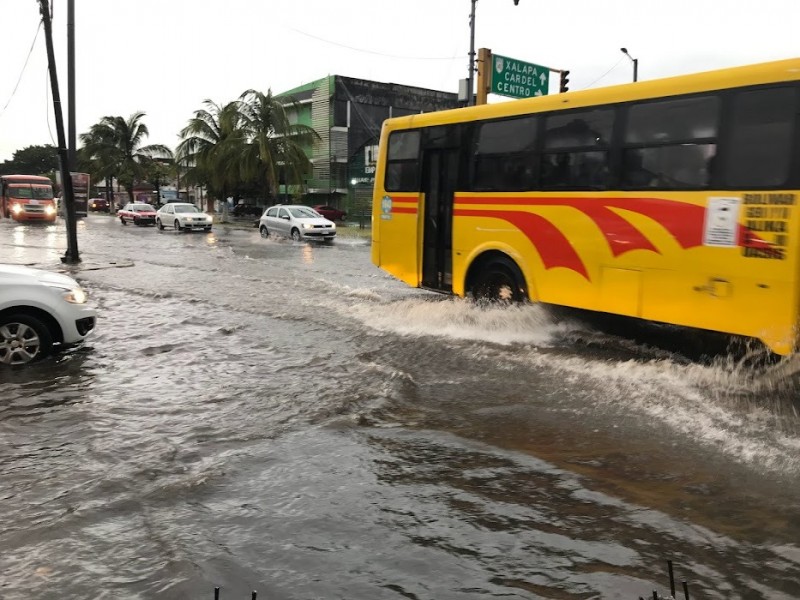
1 215 799 599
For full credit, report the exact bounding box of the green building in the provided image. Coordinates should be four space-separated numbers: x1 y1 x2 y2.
277 75 458 217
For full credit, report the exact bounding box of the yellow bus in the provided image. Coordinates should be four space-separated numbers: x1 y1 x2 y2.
371 58 800 356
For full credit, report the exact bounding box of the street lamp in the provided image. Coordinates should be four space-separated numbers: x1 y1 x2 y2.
467 0 521 106
620 47 638 82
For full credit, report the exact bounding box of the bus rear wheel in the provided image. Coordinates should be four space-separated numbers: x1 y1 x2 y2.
469 257 527 303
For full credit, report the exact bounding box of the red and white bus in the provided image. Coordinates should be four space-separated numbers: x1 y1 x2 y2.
0 174 57 222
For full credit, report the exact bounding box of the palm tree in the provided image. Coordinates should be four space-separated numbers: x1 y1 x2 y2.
237 89 319 200
175 100 245 216
80 112 171 207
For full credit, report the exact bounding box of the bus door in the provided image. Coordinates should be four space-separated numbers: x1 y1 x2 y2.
421 148 458 292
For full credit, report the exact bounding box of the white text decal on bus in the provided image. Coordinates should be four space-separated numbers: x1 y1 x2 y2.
381 195 392 220
703 197 741 247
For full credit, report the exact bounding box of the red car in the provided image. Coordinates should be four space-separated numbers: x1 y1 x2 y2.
313 205 347 221
118 202 157 226
89 197 110 212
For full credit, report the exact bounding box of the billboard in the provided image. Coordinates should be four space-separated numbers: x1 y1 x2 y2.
70 172 89 217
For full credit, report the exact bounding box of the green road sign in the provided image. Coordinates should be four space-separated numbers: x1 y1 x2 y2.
490 54 549 99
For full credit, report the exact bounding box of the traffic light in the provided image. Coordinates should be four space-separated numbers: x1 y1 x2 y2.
559 70 570 93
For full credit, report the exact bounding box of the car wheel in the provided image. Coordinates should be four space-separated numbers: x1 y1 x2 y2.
133 217 140 226
260 225 269 238
120 216 126 225
156 218 164 230
204 226 212 232
174 219 182 231
291 228 302 242
0 313 53 365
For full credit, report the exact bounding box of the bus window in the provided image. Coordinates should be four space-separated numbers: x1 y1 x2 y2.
8 185 33 199
32 185 54 199
724 86 796 188
472 116 538 191
541 108 613 189
386 130 421 192
622 95 718 189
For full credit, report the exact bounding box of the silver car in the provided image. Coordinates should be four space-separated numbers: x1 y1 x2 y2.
259 205 336 241
156 203 213 232
0 264 96 365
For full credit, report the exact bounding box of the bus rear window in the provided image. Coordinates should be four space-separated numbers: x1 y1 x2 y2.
724 86 796 188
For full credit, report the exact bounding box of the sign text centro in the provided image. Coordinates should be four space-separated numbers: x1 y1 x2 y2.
490 54 549 99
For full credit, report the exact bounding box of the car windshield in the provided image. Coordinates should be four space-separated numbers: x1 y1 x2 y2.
174 205 199 213
131 205 151 211
288 207 321 219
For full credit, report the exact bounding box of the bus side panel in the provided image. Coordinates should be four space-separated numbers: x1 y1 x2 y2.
452 190 800 355
640 201 800 356
372 193 422 288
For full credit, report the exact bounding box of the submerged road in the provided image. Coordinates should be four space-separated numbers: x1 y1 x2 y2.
1 214 799 599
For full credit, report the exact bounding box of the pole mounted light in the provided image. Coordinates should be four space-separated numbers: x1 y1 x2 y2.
620 47 638 82
467 0 521 106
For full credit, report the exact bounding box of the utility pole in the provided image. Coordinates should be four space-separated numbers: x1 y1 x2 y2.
467 0 477 106
67 0 76 170
38 0 80 263
476 47 491 106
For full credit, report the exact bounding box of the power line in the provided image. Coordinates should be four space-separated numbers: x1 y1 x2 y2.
582 57 625 90
290 27 460 61
0 21 43 117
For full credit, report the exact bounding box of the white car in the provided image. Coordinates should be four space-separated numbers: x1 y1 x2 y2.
156 203 212 232
0 265 96 365
259 205 336 241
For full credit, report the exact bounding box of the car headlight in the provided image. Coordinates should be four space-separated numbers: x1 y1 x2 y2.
10 203 22 214
45 283 88 304
302 223 313 229
62 287 88 304
45 205 56 215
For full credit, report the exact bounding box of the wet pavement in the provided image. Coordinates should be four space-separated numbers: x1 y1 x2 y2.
1 214 800 599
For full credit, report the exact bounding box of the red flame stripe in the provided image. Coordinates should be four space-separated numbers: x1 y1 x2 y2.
455 209 589 279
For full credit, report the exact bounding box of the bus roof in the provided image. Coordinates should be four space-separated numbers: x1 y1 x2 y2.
0 174 54 183
383 57 800 131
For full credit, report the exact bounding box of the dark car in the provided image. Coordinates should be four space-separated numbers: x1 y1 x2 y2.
89 197 110 212
232 203 263 217
313 205 346 221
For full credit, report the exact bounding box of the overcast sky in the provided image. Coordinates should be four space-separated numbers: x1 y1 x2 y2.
0 0 797 162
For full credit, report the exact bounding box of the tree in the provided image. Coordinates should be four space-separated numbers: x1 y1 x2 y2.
176 100 245 216
237 89 318 200
80 112 171 207
0 144 59 177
